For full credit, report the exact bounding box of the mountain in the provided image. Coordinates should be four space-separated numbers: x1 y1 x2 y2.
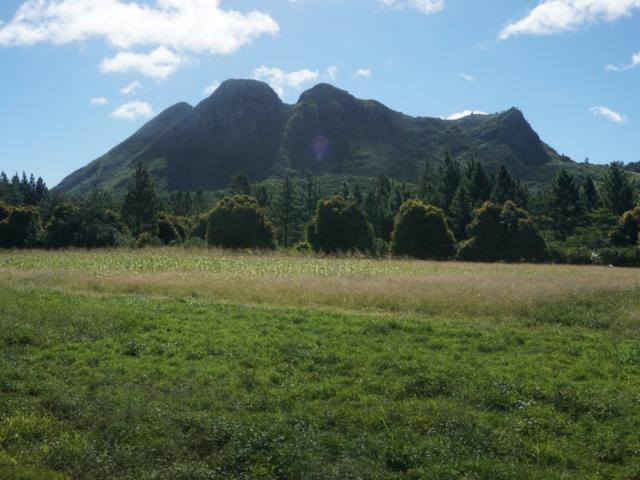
57 79 578 194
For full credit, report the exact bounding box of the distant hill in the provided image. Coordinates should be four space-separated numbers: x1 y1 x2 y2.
57 79 587 194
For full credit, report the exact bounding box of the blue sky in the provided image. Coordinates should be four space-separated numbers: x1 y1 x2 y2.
0 0 638 186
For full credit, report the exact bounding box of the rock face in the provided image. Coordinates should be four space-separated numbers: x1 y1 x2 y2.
57 79 570 194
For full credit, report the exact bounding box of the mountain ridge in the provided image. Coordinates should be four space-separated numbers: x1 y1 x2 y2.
57 79 577 194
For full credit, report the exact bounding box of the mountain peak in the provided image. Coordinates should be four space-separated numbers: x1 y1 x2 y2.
56 81 567 193
298 83 356 106
209 79 281 103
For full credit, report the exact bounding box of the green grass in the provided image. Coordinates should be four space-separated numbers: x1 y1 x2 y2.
1 250 640 479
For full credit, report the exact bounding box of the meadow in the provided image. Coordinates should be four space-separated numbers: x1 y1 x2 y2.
1 248 640 479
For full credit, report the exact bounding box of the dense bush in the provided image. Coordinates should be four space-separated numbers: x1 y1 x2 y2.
45 203 80 248
0 204 43 248
191 214 209 240
308 195 374 253
459 201 547 262
391 199 455 259
599 247 640 267
157 213 191 244
207 195 276 249
611 205 640 246
0 203 10 222
137 232 163 248
76 208 129 249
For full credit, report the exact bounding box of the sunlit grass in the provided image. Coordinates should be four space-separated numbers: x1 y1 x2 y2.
2 248 639 322
2 249 640 478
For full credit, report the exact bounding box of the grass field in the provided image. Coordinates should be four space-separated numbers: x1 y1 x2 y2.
1 249 640 479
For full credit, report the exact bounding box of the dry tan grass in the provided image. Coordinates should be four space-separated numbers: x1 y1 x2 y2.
1 248 639 317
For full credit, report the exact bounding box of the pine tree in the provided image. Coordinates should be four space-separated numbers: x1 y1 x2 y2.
602 161 635 215
271 175 302 247
450 182 474 240
438 152 461 213
194 189 207 214
0 172 9 203
492 165 517 204
352 184 363 206
229 173 252 197
369 174 394 240
35 177 48 204
549 168 581 237
255 186 269 208
78 187 126 248
581 176 600 212
9 174 23 205
341 181 350 199
467 161 492 206
418 161 441 206
121 163 159 237
301 174 320 222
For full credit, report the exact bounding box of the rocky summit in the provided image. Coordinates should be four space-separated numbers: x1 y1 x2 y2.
57 79 574 193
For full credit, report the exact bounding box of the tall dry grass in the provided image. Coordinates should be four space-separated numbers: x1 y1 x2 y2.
1 248 639 318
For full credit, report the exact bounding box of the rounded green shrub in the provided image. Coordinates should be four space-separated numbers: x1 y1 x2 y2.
459 201 547 262
157 213 184 244
611 205 640 246
308 195 374 253
391 199 455 260
207 195 275 249
45 203 80 248
0 205 43 248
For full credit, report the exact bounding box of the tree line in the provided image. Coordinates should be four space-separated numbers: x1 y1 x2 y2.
0 158 638 265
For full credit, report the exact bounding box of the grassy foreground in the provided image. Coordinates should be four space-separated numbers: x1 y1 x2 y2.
1 249 640 479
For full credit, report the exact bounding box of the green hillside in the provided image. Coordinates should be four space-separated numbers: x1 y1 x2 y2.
56 79 598 195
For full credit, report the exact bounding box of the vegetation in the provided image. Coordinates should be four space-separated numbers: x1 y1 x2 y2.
308 195 374 253
1 249 640 479
121 162 159 239
391 200 455 259
459 201 547 263
55 80 596 195
207 195 276 250
1 153 639 266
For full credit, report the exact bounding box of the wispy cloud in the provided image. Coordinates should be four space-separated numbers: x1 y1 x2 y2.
203 81 221 96
500 0 640 40
100 47 187 81
110 101 153 121
326 65 339 81
90 97 108 106
253 66 319 97
590 105 627 123
446 110 488 120
460 73 474 82
354 68 371 79
378 0 445 14
605 51 640 71
0 0 279 79
121 81 142 95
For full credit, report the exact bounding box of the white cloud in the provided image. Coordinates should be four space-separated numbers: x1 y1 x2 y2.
354 68 371 79
0 0 279 52
326 65 339 81
110 101 153 121
460 73 474 81
100 47 187 80
446 110 488 120
379 0 445 14
0 0 279 78
203 81 221 96
90 97 108 106
253 66 319 96
605 51 640 71
500 0 640 40
590 105 627 123
121 81 142 94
